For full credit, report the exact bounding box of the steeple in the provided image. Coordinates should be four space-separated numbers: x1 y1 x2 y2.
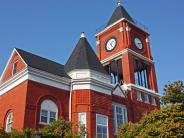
106 2 134 27
65 32 107 74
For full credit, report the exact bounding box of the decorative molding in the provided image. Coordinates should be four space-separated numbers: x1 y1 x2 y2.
67 69 113 95
96 40 100 45
0 68 29 96
0 67 71 96
126 83 160 97
68 69 111 84
95 18 149 37
125 26 131 31
72 78 113 96
118 27 124 32
0 48 28 83
146 38 149 43
100 48 154 65
112 85 127 98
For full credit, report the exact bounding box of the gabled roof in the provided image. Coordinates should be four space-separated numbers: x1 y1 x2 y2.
106 3 134 27
15 48 69 78
65 33 107 75
112 84 127 98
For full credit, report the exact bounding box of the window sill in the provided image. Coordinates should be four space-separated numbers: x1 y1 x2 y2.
39 122 48 125
137 99 143 102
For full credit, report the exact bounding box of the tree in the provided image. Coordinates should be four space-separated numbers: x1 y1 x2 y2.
0 118 85 138
118 81 184 138
161 80 184 105
40 118 85 138
118 104 184 138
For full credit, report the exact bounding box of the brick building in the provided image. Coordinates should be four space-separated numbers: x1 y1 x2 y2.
0 2 160 138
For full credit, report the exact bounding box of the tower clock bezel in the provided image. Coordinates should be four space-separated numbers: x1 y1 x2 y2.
105 37 117 52
133 36 144 50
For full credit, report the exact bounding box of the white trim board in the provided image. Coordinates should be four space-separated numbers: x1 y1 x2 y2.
0 67 71 96
0 48 27 83
72 78 113 95
126 83 160 97
95 18 149 37
100 48 154 65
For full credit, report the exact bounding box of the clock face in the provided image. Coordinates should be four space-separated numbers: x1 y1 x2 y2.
134 37 143 50
105 37 117 52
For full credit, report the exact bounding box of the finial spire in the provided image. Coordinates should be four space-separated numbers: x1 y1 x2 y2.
117 0 122 6
80 32 86 38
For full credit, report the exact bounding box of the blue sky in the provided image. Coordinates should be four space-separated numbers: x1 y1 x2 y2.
0 0 184 94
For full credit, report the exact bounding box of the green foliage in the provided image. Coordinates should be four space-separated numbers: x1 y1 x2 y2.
118 104 184 138
161 80 184 105
0 118 85 138
40 118 86 138
40 118 72 138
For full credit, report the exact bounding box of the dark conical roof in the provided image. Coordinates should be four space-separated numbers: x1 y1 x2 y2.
106 3 134 27
65 33 107 74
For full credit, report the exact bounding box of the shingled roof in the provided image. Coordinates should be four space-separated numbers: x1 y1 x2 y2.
106 3 134 27
16 48 69 78
65 33 107 75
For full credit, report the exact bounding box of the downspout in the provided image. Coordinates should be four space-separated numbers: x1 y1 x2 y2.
69 81 73 121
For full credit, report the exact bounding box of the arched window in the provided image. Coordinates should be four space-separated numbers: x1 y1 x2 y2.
40 99 58 124
5 112 13 132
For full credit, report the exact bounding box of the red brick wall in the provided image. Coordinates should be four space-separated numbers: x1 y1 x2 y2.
72 89 131 138
96 21 150 61
0 81 28 131
2 51 26 83
129 89 160 122
24 80 70 129
0 79 70 131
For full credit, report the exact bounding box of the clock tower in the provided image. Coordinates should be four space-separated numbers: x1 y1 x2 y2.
96 2 159 122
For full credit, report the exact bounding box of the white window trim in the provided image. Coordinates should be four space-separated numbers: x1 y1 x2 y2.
78 112 86 138
39 110 58 125
12 61 18 76
136 91 143 101
5 112 13 132
112 103 128 135
151 96 157 106
39 100 58 125
144 93 150 104
96 114 109 138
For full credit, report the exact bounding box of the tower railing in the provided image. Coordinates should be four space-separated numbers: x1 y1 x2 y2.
95 18 149 34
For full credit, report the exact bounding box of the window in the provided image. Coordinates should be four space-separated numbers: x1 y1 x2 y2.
40 100 58 124
104 59 123 85
12 62 18 75
96 114 108 138
136 91 142 101
151 96 156 105
134 60 149 89
5 112 13 132
78 113 86 138
112 104 128 135
144 93 149 103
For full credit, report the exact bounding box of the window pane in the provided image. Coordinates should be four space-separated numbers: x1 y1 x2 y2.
102 126 107 133
103 134 107 138
41 110 48 117
136 91 142 101
49 118 55 123
116 106 122 114
97 125 102 133
117 115 123 127
97 116 107 125
13 62 18 75
50 111 56 118
97 134 102 138
41 116 47 123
